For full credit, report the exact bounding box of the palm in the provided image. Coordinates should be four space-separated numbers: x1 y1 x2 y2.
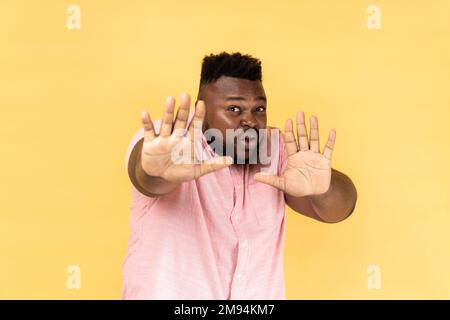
141 136 184 180
140 94 232 183
255 111 336 197
282 150 331 197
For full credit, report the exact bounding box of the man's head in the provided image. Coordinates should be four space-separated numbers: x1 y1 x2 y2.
197 52 267 164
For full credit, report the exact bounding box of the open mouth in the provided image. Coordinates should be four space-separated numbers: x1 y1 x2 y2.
238 138 257 150
236 130 259 149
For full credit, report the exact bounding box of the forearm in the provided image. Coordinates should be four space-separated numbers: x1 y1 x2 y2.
307 169 357 223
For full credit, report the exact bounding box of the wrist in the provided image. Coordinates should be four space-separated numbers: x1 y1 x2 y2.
307 181 333 215
135 153 176 196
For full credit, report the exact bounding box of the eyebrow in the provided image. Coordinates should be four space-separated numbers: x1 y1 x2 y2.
225 95 267 102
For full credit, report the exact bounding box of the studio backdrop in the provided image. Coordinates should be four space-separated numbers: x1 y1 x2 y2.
1 0 449 299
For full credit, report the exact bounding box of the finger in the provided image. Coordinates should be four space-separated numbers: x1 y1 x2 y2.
296 111 309 151
173 93 191 137
283 119 298 156
254 173 286 192
188 100 205 143
309 115 320 153
194 156 233 178
140 108 155 142
160 96 176 137
323 129 336 160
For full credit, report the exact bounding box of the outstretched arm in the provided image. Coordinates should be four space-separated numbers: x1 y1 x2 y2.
254 111 357 223
128 94 232 197
285 168 357 223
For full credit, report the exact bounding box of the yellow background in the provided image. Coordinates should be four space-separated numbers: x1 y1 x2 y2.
1 0 449 299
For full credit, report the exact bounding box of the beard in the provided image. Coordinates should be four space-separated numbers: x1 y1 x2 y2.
204 127 272 165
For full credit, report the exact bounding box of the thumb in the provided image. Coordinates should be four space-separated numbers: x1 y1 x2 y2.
254 172 285 191
195 156 233 178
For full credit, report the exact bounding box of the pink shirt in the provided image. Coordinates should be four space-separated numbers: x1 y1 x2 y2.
122 118 288 300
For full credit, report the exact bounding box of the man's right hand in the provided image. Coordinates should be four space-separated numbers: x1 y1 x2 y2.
139 93 233 184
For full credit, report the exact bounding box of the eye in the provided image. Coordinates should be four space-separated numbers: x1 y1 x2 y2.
227 106 241 113
255 106 266 112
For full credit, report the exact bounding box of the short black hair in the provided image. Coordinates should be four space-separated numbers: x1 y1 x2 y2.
200 52 262 85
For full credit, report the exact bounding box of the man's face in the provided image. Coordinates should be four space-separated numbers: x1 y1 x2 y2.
198 76 267 164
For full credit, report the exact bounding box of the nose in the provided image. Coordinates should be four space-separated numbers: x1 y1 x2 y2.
240 111 257 129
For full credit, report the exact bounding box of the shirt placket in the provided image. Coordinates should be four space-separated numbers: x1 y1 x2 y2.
229 165 250 300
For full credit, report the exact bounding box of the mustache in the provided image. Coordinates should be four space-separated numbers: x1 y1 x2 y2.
204 128 266 145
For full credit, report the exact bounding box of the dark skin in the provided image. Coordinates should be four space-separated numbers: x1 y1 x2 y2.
128 76 357 223
199 76 267 164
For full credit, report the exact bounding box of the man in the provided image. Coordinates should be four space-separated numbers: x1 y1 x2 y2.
122 52 357 299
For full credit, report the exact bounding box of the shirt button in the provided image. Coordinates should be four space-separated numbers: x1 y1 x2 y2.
236 273 243 279
237 183 241 189
242 241 248 248
234 215 239 221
